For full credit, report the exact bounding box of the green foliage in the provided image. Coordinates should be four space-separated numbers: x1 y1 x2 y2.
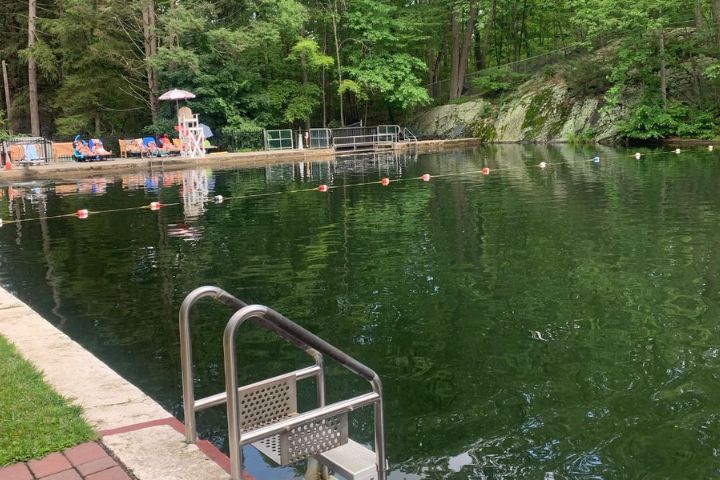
0 336 94 465
0 0 718 139
564 57 612 97
142 118 178 137
267 81 322 124
470 68 527 98
566 128 596 144
619 103 720 140
0 114 8 140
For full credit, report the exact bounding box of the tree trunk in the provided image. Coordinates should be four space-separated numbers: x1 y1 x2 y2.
476 0 496 71
456 5 478 96
713 0 720 47
2 60 12 134
28 0 40 136
143 0 159 122
449 11 461 100
331 3 344 126
694 0 705 29
659 30 668 111
322 29 327 128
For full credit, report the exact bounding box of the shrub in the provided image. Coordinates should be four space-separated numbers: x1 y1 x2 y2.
471 67 528 98
618 102 719 140
564 58 612 97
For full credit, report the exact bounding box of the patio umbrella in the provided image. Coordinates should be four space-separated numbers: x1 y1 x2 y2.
199 123 213 138
158 89 196 121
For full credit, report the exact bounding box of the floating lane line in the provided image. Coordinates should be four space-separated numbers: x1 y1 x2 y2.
0 148 715 227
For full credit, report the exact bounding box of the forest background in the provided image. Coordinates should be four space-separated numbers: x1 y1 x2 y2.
1 0 720 143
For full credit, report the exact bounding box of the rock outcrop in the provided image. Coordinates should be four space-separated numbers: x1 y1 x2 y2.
412 77 627 144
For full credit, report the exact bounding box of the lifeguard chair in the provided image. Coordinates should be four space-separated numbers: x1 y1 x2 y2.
178 107 206 158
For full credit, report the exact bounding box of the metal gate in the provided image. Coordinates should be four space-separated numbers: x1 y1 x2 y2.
264 129 294 150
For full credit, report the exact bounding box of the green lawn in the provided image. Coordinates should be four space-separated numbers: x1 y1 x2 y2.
0 335 94 466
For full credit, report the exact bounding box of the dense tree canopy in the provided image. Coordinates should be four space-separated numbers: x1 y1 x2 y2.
0 0 719 140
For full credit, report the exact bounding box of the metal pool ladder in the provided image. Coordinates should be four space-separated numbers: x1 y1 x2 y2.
179 286 386 480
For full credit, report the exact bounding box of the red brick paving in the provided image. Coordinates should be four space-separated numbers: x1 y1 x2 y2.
85 467 131 480
0 463 33 480
28 453 72 478
0 442 132 480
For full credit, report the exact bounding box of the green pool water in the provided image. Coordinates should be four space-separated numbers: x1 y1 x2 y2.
1 145 720 479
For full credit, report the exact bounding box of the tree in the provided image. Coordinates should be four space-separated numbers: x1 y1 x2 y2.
27 0 40 136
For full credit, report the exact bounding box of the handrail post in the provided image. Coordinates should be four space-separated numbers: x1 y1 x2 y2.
179 285 237 443
224 305 269 480
372 376 386 480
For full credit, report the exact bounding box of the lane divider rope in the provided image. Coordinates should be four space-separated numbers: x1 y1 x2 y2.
0 147 715 227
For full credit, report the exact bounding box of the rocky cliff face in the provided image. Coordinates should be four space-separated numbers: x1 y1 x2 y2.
412 78 626 144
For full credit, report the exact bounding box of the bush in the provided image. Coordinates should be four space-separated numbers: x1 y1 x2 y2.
618 102 719 140
142 118 178 137
471 67 528 98
564 58 612 97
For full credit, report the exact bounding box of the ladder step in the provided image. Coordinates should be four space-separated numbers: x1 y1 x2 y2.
252 434 282 464
317 439 378 480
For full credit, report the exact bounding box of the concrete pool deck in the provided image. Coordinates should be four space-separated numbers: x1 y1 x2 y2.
0 139 483 184
0 286 238 480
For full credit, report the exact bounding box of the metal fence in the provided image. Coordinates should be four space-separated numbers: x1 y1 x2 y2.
308 128 331 149
264 129 294 150
219 131 264 152
1 137 53 165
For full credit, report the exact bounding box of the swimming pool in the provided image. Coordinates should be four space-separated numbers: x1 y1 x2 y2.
1 145 720 478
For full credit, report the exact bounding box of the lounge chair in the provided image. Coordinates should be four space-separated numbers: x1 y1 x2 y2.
120 139 147 158
142 137 165 157
89 139 113 159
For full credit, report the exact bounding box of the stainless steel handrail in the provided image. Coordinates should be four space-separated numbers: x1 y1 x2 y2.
224 304 386 480
179 286 325 443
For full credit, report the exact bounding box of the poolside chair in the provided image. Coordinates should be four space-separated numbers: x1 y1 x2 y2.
89 139 112 159
122 139 147 158
142 137 166 157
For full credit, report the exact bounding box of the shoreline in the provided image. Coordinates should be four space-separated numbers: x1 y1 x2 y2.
0 285 235 480
0 138 483 184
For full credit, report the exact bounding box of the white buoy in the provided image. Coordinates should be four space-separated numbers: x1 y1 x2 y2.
213 195 224 204
675 148 681 154
635 152 642 160
709 145 714 152
150 201 161 211
539 162 547 169
0 218 3 228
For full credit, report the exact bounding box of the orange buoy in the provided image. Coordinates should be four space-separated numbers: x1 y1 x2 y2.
481 167 490 176
421 173 431 182
380 177 390 186
76 209 89 219
150 201 161 211
318 184 329 192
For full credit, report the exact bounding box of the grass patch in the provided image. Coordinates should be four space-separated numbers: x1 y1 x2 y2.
0 335 94 466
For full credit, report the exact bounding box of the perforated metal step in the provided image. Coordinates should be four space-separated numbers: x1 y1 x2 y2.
251 413 349 466
318 439 378 480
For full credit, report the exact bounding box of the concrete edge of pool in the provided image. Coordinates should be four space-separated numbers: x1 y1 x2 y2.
0 138 484 184
0 285 238 480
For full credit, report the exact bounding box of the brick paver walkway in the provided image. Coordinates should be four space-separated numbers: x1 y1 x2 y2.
0 442 133 480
